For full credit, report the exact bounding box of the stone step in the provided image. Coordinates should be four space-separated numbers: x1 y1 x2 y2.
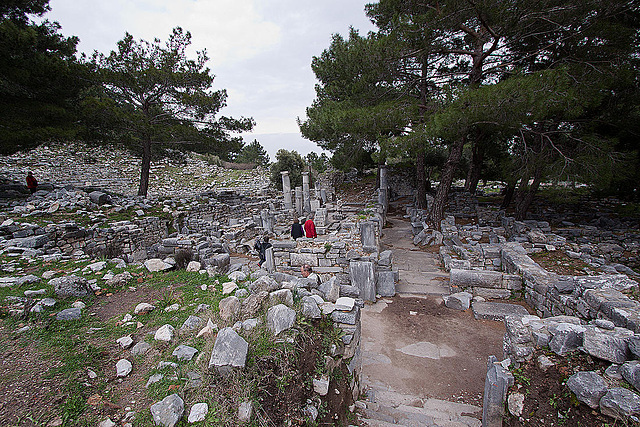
471 301 530 321
396 282 450 296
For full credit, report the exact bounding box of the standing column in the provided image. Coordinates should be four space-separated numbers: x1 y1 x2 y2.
281 171 292 210
302 172 311 213
295 186 303 215
379 165 388 211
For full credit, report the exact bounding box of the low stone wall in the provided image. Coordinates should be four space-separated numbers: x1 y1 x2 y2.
501 242 640 331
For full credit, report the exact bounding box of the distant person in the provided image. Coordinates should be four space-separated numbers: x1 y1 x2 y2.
26 172 38 194
304 214 317 238
301 264 320 287
291 218 304 240
254 235 272 267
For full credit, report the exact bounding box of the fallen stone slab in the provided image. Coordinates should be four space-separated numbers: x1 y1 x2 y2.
144 258 172 273
172 345 198 362
622 361 640 391
472 301 529 321
209 327 248 376
599 387 640 420
582 325 633 364
549 323 586 356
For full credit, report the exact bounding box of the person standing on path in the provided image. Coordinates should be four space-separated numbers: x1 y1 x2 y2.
26 172 38 194
304 214 317 238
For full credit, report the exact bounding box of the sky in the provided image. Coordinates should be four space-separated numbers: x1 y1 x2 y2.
42 0 377 160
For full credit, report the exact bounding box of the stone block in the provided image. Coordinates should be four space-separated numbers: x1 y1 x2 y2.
290 252 318 267
566 371 608 409
443 292 472 311
349 261 376 302
376 271 395 297
266 304 296 335
548 323 585 356
482 356 514 427
582 325 633 364
599 387 640 420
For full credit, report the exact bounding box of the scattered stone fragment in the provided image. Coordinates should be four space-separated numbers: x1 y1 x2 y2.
173 345 198 362
150 393 184 427
507 392 525 417
56 307 82 321
238 401 253 423
154 324 175 342
116 359 132 377
209 327 248 376
180 315 202 332
146 373 163 388
196 319 218 338
134 302 155 315
117 335 134 349
131 341 151 356
188 403 208 423
219 296 241 321
144 258 172 273
444 292 473 311
50 275 89 298
266 304 296 335
222 281 238 295
622 361 640 391
313 375 330 396
186 261 201 272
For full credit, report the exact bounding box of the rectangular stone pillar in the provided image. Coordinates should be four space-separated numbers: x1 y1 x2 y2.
264 247 275 273
295 187 303 215
281 171 292 210
302 172 311 213
260 209 273 233
350 261 376 302
360 221 376 252
320 188 327 204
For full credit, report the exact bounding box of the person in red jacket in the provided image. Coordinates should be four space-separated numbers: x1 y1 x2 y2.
304 214 317 238
26 172 38 194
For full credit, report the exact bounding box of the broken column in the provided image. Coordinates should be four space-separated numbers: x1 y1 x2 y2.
350 261 376 302
295 187 303 215
302 172 311 213
360 221 377 252
260 209 273 234
264 247 275 273
378 165 388 212
281 171 292 210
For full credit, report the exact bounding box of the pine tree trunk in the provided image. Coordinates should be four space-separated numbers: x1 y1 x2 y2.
464 143 484 194
515 168 542 220
138 137 152 197
416 151 427 209
500 180 517 209
430 137 466 230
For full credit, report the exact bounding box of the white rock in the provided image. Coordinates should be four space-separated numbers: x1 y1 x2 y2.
72 301 86 309
196 319 218 338
334 297 355 311
116 359 132 377
222 281 238 295
186 261 201 272
154 324 175 342
188 402 208 423
117 335 134 349
134 302 155 315
87 369 98 379
164 303 179 312
122 313 133 322
98 418 116 427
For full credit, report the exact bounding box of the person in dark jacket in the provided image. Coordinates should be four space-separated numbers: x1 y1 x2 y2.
291 218 304 240
26 172 38 194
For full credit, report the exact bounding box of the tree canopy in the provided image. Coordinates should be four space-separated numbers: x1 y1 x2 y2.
0 0 88 154
303 0 640 225
86 27 254 196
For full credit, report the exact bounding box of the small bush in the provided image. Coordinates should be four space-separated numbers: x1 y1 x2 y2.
174 249 193 270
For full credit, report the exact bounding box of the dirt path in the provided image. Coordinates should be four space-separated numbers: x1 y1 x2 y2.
358 211 505 426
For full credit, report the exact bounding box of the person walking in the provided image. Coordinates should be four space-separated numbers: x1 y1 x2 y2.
254 235 272 267
26 172 38 194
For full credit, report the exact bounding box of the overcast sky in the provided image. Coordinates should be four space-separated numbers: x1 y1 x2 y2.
42 0 377 160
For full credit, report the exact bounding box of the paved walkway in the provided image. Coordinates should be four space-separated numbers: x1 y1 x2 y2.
358 212 505 427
